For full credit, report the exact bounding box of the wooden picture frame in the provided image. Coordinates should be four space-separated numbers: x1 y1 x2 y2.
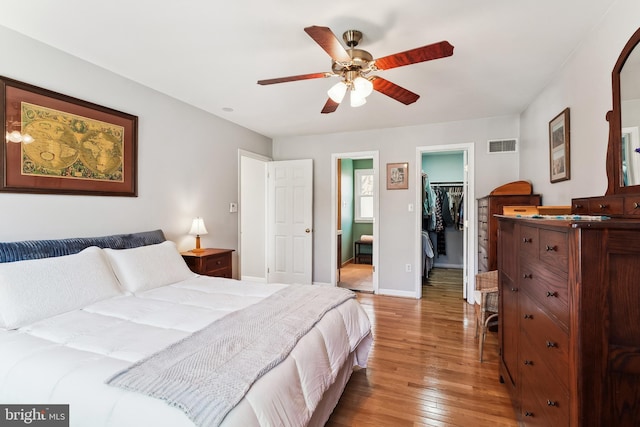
386 162 408 190
549 108 570 183
1 76 138 196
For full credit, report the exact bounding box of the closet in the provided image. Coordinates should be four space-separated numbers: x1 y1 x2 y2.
421 152 465 278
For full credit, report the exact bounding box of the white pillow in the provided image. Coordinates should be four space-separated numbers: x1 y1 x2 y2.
0 246 123 330
104 240 196 293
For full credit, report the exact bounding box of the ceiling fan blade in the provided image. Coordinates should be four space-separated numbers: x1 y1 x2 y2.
304 26 352 63
321 98 340 114
257 72 330 85
374 41 454 70
372 77 420 105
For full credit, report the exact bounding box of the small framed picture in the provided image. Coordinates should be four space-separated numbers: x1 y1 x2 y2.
386 162 408 190
549 108 570 183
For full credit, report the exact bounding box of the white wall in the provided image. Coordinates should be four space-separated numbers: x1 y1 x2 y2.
520 0 640 204
0 26 271 267
273 115 520 292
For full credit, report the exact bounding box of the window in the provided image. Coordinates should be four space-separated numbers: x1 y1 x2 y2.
355 169 374 223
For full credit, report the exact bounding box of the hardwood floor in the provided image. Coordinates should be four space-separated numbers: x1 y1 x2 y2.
338 263 374 293
326 268 517 427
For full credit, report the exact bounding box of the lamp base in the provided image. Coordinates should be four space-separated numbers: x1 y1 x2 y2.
191 235 204 253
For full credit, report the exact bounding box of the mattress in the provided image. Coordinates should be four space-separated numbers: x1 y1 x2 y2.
0 276 372 426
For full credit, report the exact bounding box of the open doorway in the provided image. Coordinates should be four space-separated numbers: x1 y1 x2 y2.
331 151 379 293
414 143 476 302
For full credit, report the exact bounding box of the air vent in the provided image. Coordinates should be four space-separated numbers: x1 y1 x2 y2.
487 139 517 154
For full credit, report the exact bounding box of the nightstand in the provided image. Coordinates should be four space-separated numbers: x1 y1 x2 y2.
181 248 234 278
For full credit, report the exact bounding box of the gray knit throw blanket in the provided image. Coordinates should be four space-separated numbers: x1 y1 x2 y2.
106 284 355 427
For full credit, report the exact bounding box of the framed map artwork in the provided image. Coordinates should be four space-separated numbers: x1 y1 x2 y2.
1 76 138 196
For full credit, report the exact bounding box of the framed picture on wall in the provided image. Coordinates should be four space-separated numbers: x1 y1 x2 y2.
549 107 570 183
1 76 138 196
386 162 408 190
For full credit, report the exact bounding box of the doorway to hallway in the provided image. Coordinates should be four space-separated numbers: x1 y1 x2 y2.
331 151 379 293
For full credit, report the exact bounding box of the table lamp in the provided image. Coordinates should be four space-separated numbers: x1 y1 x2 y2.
188 217 208 253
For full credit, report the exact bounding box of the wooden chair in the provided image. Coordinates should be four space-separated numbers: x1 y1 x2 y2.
474 270 498 362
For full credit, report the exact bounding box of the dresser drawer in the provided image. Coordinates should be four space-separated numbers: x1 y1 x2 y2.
520 336 570 427
589 196 623 215
478 225 488 245
519 225 539 258
519 258 569 329
520 292 569 390
571 198 590 214
623 196 640 216
538 229 568 272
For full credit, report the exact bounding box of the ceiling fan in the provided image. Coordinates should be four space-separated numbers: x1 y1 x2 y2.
257 26 454 114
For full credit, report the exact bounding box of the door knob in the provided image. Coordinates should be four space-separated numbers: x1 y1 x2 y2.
305 228 311 233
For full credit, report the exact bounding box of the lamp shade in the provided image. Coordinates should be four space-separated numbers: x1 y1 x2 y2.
353 76 373 97
350 90 367 107
189 217 208 235
327 81 348 103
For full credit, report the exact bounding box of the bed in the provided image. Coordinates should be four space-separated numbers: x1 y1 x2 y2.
0 230 372 427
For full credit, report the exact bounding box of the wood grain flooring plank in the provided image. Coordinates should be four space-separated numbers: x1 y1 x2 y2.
326 268 517 427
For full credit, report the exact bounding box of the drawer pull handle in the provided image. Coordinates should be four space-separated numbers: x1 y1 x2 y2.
635 202 640 209
574 204 583 209
522 237 532 243
216 261 222 265
547 400 557 407
523 314 533 319
546 291 558 298
510 287 519 292
524 411 534 417
546 341 557 348
523 273 532 279
523 360 533 365
545 245 557 252
599 204 608 209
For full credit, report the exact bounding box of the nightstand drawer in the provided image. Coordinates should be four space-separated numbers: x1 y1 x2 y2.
203 253 231 275
181 248 234 278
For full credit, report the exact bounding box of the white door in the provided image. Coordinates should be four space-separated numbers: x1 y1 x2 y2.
267 159 313 284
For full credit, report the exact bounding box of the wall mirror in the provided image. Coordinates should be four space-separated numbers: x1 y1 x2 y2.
608 27 640 194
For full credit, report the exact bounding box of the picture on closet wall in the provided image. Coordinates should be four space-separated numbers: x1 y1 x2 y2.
387 162 408 189
549 107 570 183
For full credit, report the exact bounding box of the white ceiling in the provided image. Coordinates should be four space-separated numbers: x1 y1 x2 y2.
0 0 617 138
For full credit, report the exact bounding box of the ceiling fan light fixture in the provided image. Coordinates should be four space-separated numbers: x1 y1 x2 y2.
327 81 348 103
21 133 34 144
353 76 373 98
6 130 23 143
350 90 367 107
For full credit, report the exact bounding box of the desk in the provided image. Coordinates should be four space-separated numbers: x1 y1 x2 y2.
354 240 372 264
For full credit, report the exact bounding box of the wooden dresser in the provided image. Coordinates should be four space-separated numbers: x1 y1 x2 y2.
497 216 640 426
477 193 541 272
181 248 234 278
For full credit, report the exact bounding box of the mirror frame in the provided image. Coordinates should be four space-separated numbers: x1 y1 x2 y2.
607 27 640 195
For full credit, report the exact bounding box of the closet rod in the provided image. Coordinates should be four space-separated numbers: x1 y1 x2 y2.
431 181 463 186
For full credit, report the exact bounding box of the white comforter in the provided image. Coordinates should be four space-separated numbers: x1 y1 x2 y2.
0 276 372 427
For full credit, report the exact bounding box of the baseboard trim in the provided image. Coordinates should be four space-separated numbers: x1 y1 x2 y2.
240 275 267 283
376 288 418 299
